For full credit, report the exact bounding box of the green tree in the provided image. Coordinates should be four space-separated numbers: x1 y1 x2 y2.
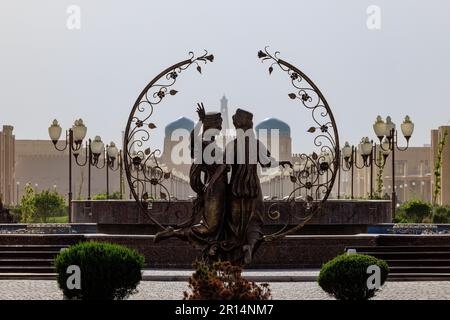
34 189 65 222
375 150 384 199
394 199 432 223
19 183 36 223
433 129 448 206
18 185 66 223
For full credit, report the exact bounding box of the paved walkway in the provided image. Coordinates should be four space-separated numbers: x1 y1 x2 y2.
1 280 450 300
142 269 319 281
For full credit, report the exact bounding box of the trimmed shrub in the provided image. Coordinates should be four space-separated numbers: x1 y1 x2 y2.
54 242 144 300
432 206 450 223
93 192 122 200
318 253 389 300
34 189 66 222
395 200 432 223
184 260 271 300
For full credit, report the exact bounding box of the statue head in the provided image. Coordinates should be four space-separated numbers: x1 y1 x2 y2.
202 112 223 132
232 108 253 130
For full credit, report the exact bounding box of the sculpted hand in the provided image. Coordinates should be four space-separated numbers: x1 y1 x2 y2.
196 103 206 121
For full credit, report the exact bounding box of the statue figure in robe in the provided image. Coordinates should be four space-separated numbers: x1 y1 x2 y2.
218 108 292 264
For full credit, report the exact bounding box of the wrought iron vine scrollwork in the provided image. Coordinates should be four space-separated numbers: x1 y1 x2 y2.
258 47 340 241
124 50 214 228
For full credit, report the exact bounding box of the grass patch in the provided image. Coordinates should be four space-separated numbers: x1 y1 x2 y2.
46 215 69 223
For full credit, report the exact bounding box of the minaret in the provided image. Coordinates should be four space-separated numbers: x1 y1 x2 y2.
220 95 230 134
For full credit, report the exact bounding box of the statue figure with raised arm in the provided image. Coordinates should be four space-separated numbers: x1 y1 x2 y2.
154 103 228 259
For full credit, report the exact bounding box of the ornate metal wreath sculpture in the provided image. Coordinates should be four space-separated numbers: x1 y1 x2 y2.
123 48 339 245
123 50 214 228
258 47 340 241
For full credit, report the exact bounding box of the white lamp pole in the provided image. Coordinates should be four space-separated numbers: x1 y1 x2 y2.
374 115 414 219
48 119 87 222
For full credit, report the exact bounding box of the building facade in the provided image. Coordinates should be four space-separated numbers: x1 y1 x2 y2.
380 146 432 203
14 140 121 202
0 125 15 205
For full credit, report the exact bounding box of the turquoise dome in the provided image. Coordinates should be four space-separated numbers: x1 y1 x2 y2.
165 117 194 137
255 118 291 136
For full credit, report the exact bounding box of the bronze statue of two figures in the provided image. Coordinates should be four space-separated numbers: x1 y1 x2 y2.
154 103 292 265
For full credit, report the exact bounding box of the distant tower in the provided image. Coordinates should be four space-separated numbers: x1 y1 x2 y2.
220 95 230 134
0 125 15 205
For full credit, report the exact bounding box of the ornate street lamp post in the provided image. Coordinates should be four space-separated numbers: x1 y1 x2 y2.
49 119 124 206
106 142 122 199
339 138 389 200
48 119 87 222
340 141 356 199
373 115 414 218
368 138 390 199
358 137 390 199
73 136 106 200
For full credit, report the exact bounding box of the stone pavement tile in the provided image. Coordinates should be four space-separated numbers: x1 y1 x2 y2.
373 282 450 300
142 269 320 282
1 280 450 300
0 280 63 300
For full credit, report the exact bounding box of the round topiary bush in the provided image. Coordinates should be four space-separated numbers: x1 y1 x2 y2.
395 200 432 223
318 253 389 300
432 206 450 223
54 241 145 300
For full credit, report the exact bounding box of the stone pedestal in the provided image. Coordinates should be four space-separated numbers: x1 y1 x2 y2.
72 199 392 235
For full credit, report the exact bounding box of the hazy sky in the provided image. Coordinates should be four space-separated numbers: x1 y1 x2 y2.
1 0 450 152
